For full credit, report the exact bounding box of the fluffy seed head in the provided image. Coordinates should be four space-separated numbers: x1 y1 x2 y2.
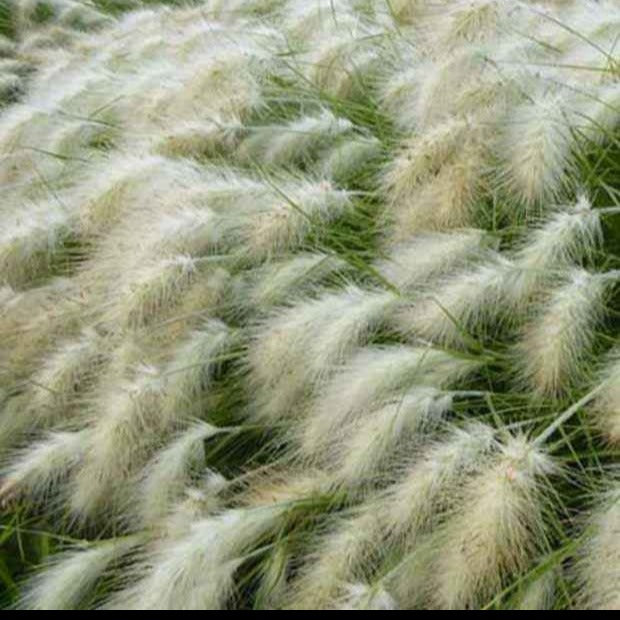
25 329 104 426
335 583 398 610
577 484 620 610
397 253 514 347
162 319 233 422
71 367 166 518
438 0 503 46
286 506 384 609
385 422 497 542
384 118 475 204
508 195 602 306
500 92 576 206
299 346 479 457
229 180 352 261
328 387 453 487
109 506 285 610
249 286 398 423
516 269 611 397
137 422 223 528
593 350 620 443
322 137 382 185
0 431 87 506
18 537 140 611
431 436 555 609
108 256 198 330
375 229 486 292
0 204 71 288
390 146 486 235
244 253 345 311
238 110 353 167
517 570 557 610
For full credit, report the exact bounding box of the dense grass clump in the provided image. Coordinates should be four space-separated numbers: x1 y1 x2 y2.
1 0 620 610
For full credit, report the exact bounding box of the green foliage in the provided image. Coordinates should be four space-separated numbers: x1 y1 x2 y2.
0 1 15 39
0 513 57 607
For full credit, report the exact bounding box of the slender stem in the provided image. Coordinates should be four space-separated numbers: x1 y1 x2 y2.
0 525 89 546
598 206 620 215
533 383 607 448
485 392 512 442
454 390 489 398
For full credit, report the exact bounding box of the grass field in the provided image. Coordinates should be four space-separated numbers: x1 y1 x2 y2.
1 0 620 610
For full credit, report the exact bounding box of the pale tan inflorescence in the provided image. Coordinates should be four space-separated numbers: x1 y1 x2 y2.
0 0 619 610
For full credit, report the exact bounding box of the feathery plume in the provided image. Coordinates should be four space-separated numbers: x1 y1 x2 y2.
162 320 233 421
286 505 385 610
375 229 486 292
131 206 225 259
431 436 555 609
137 422 224 528
0 431 87 506
77 156 209 236
508 195 602 305
390 142 487 234
240 468 329 508
384 118 475 204
412 49 489 129
303 26 380 99
110 256 199 330
575 81 620 142
232 180 352 260
0 277 81 384
328 387 453 486
156 120 242 160
205 0 282 21
16 0 108 33
238 110 353 167
26 328 104 425
249 286 398 423
437 0 504 46
335 583 398 610
322 137 382 185
499 92 576 206
380 65 421 131
0 204 71 287
1 330 102 448
388 0 432 25
110 506 285 610
299 345 478 457
283 0 358 42
244 253 346 311
162 473 229 538
516 269 612 397
159 44 271 122
516 570 557 610
71 366 166 518
397 252 514 347
291 425 494 609
18 537 140 611
593 349 620 443
384 422 496 542
3 0 620 610
577 484 620 610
